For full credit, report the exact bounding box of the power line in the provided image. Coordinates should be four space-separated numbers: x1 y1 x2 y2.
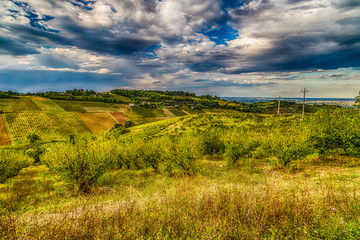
301 88 309 119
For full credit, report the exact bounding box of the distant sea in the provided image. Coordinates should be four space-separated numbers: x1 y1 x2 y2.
221 97 356 107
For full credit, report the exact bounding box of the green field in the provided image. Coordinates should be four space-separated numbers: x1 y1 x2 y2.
168 108 188 116
53 100 117 112
129 107 166 118
0 98 41 112
30 97 65 112
182 106 205 114
3 112 90 144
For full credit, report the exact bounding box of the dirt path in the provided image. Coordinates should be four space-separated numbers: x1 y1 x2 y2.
0 115 11 145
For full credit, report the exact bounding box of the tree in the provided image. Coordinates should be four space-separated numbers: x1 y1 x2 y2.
125 120 135 128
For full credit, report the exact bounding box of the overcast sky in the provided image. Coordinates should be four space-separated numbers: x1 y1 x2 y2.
0 0 359 97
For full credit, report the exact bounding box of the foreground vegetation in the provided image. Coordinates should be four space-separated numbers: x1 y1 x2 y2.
1 107 360 239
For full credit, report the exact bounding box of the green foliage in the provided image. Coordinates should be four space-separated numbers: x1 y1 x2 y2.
42 140 112 193
225 140 260 166
26 132 41 144
201 130 226 156
0 151 33 183
264 134 309 167
125 120 135 128
309 109 360 159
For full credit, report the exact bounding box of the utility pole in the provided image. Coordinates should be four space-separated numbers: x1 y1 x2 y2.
277 96 281 115
301 88 309 119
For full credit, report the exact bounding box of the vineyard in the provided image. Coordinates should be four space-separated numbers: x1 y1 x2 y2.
3 112 90 144
0 99 41 112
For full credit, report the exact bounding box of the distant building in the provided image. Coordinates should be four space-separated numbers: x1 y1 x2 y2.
168 106 174 109
129 103 135 107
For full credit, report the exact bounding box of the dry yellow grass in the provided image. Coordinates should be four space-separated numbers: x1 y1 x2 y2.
0 115 11 145
76 113 117 134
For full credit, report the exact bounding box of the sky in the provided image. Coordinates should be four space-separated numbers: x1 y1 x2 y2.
0 0 360 98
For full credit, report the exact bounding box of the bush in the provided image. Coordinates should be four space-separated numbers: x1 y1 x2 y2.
225 140 260 166
26 132 41 144
163 134 201 175
264 135 309 167
42 140 112 193
125 120 135 128
0 151 33 183
201 130 225 156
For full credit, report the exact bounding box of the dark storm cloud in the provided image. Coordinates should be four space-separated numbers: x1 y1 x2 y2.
1 0 360 90
0 70 129 92
0 36 39 55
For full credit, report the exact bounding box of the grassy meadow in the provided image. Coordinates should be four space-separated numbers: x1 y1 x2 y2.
1 97 360 239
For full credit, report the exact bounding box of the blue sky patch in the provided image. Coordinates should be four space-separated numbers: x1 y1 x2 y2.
200 24 239 45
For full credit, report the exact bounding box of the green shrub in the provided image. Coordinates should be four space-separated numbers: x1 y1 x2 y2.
264 135 309 167
163 134 201 175
42 140 112 193
201 130 225 156
0 151 33 183
125 120 135 128
225 140 260 166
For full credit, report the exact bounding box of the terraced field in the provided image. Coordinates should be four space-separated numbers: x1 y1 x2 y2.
76 113 117 134
3 112 89 144
0 98 41 112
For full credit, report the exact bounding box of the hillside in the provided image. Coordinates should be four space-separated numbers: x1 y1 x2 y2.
0 89 341 146
2 108 360 239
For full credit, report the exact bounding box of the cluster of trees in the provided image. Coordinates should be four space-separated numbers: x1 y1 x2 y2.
0 91 19 99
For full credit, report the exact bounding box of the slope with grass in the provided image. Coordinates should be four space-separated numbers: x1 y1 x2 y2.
2 103 360 238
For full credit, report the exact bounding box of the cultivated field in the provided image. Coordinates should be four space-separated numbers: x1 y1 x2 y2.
0 115 11 145
3 112 89 144
76 113 117 134
0 98 41 112
109 112 128 125
30 97 65 112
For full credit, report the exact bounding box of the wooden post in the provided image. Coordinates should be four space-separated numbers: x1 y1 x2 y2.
301 88 309 119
